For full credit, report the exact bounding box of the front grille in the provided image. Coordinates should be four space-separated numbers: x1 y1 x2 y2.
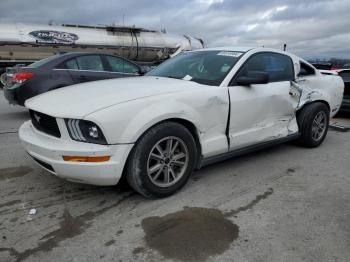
29 110 61 138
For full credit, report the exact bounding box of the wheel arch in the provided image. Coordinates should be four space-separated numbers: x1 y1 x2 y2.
297 99 330 116
120 117 203 184
164 118 202 169
131 117 203 169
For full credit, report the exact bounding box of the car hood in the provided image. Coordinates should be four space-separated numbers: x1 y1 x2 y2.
25 76 199 118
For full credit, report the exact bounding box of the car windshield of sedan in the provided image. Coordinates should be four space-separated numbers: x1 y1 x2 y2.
146 50 244 86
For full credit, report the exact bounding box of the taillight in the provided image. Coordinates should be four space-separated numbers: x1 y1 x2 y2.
12 72 34 83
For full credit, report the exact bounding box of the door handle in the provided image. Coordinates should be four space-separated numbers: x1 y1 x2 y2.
78 76 89 81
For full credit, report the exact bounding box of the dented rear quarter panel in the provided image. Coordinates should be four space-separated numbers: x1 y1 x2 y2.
296 66 344 116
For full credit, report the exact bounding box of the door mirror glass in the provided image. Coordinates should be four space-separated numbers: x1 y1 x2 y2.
236 71 269 86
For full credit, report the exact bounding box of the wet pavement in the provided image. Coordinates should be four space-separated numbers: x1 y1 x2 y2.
0 90 350 262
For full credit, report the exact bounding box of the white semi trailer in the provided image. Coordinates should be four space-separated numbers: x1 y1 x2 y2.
0 22 204 85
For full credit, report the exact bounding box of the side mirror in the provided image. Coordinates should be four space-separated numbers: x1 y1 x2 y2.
236 71 269 86
139 66 149 76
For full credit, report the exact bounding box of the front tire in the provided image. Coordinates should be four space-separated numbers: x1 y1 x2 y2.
126 122 197 198
297 102 330 147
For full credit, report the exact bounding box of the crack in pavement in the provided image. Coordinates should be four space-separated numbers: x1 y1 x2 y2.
0 131 18 135
223 188 274 217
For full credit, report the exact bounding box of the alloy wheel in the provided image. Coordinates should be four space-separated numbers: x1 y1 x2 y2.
311 111 327 141
147 136 189 187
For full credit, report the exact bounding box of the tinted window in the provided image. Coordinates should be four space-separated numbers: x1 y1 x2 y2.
76 55 104 71
338 70 350 78
299 62 315 77
147 51 243 86
106 56 139 74
65 59 79 70
235 52 294 83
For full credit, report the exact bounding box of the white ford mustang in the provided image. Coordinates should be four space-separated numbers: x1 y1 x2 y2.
19 47 344 198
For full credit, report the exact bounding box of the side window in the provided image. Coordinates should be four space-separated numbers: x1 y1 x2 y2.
76 55 104 71
65 59 79 70
235 52 294 83
106 56 139 74
298 62 315 77
263 54 294 81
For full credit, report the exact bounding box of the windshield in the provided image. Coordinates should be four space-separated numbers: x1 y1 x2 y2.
146 50 244 86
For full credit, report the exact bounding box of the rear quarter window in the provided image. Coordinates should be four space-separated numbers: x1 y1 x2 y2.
298 62 316 77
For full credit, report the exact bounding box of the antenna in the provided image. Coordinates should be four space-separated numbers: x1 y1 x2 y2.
283 43 287 51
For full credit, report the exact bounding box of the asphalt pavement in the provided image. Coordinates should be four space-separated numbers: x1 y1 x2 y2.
0 89 349 262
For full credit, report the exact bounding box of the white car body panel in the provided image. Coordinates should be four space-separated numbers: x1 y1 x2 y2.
86 85 230 157
296 71 344 116
25 76 201 119
228 81 300 150
19 121 133 185
20 47 344 186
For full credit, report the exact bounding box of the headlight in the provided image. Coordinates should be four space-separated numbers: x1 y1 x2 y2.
65 119 107 145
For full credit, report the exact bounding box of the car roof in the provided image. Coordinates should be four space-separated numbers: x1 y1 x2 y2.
57 52 122 58
195 46 300 60
196 46 255 52
52 52 140 66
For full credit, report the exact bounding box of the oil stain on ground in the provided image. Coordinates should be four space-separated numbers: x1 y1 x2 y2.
0 166 33 181
141 207 239 261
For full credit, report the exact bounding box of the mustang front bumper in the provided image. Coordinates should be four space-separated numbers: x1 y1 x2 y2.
19 121 133 186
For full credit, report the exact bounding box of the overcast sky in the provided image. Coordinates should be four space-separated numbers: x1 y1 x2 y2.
1 0 349 59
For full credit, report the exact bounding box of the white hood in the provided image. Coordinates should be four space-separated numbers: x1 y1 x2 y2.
25 76 199 119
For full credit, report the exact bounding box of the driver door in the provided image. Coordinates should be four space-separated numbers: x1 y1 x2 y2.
228 52 300 150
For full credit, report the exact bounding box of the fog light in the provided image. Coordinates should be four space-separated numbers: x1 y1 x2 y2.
63 156 110 162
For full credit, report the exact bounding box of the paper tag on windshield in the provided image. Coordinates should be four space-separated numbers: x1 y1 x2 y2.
183 75 192 80
217 51 243 57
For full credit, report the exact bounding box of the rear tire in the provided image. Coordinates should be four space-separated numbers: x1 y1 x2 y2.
126 122 197 198
297 102 329 147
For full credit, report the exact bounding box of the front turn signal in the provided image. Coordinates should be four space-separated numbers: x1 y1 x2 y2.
63 156 110 162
